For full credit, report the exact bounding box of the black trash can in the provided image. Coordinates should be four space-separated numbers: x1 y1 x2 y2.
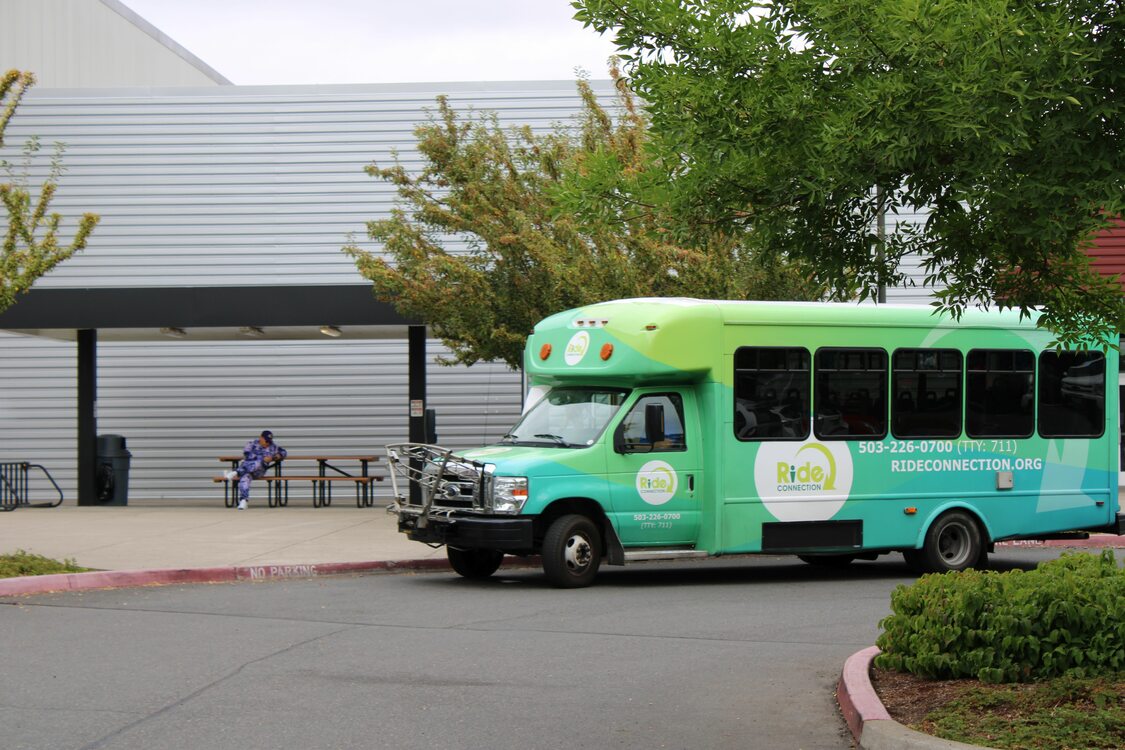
96 434 131 505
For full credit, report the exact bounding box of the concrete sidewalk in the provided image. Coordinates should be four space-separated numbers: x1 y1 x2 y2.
0 500 444 574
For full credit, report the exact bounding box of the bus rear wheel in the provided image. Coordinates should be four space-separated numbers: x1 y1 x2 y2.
447 547 504 580
916 511 984 574
542 514 601 588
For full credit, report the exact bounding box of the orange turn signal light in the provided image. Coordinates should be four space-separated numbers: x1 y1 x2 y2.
600 343 614 361
904 507 917 516
539 343 552 360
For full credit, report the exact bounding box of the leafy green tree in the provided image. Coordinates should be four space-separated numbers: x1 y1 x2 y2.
573 0 1125 346
345 69 823 369
0 70 98 312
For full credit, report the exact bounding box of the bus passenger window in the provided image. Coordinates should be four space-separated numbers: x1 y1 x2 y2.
966 349 1034 438
733 347 810 441
892 349 962 438
814 348 888 439
1038 351 1105 438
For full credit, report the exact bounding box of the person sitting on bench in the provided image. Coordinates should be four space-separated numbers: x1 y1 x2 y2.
224 430 287 510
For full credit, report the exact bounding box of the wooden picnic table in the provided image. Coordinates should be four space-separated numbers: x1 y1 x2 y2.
215 454 384 508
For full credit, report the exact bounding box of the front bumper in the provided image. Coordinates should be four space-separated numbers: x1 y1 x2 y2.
398 512 535 551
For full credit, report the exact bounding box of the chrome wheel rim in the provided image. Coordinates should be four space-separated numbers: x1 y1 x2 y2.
563 533 593 573
938 522 972 567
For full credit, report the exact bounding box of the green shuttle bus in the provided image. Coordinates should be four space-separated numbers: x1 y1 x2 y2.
387 299 1125 587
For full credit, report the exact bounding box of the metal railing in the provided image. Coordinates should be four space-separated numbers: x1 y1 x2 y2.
385 443 486 527
0 462 64 511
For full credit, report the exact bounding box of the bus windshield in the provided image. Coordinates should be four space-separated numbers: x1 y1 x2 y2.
503 387 629 448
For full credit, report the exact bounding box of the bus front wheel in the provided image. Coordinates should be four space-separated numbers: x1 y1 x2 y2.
542 514 601 588
915 511 985 574
447 547 504 579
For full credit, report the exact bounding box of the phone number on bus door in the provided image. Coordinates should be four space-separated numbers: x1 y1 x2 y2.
633 512 682 522
857 439 1022 456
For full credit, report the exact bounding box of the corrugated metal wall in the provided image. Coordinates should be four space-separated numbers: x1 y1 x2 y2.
0 0 228 87
0 332 522 501
4 81 608 288
1087 218 1125 288
0 80 602 502
882 205 932 304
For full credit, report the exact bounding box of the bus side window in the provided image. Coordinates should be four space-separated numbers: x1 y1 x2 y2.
966 349 1034 438
1038 351 1105 438
814 348 888 439
892 349 962 438
733 347 810 441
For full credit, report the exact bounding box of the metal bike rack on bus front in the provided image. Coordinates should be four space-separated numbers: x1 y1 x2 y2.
385 443 487 528
0 462 64 511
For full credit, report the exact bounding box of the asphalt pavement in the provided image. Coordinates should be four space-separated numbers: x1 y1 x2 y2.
2 497 1123 750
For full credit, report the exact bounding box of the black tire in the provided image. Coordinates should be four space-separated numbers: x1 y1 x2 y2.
447 547 504 580
797 554 856 567
902 548 926 573
918 510 984 573
541 514 602 588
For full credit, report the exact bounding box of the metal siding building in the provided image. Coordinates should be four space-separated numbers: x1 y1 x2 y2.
0 80 615 501
1087 219 1125 287
0 0 230 87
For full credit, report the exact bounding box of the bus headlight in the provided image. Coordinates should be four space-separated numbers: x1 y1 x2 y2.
489 476 528 514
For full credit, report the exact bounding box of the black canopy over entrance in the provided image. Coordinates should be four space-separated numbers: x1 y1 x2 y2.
0 284 427 504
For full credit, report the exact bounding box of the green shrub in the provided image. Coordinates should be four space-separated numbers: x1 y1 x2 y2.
0 549 86 578
875 551 1125 683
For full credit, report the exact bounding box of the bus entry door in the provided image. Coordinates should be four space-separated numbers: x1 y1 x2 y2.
606 391 702 545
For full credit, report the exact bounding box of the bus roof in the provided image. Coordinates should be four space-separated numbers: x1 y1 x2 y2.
569 298 1042 330
524 298 1106 387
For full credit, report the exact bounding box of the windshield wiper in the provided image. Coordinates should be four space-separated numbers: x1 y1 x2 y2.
533 433 573 447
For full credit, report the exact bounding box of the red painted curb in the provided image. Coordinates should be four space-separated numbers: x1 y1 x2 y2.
837 646 890 743
996 534 1125 549
0 555 544 597
0 558 452 597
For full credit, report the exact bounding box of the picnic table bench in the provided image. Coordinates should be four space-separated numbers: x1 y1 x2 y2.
214 454 384 508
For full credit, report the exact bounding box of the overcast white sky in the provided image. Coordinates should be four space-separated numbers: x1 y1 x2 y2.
120 0 621 85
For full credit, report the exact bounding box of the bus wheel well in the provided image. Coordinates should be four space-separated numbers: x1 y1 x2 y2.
907 507 990 573
935 506 990 543
534 498 619 560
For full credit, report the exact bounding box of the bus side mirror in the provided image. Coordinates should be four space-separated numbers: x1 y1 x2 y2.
645 403 665 444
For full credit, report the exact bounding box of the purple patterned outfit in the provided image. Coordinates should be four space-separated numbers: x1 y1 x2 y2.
234 438 287 501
